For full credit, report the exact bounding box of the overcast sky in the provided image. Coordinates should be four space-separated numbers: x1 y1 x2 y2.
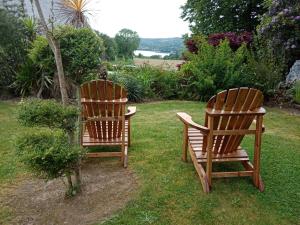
88 0 190 38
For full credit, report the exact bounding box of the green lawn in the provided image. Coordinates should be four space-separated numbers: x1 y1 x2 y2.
0 101 300 225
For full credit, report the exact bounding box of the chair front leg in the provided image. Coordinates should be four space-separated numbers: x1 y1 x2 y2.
128 118 131 147
206 116 214 188
182 124 188 162
253 115 264 191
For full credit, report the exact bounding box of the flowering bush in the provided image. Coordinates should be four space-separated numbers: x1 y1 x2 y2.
185 39 198 54
257 1 300 73
185 32 253 53
208 32 253 50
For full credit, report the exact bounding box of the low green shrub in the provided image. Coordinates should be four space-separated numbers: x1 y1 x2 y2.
126 66 156 98
150 68 180 99
180 39 249 100
239 54 282 98
180 38 282 100
16 128 83 180
110 65 181 101
18 99 78 133
17 98 82 196
13 58 52 97
109 72 145 102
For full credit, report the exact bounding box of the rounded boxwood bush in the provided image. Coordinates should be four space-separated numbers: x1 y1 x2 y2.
16 128 84 179
18 99 78 133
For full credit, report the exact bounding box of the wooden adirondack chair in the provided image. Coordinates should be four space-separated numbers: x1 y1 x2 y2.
177 88 266 193
80 80 136 168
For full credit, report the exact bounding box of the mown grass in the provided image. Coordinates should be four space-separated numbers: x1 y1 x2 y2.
0 101 299 225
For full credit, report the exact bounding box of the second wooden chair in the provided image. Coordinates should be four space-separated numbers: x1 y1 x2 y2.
80 80 136 168
177 88 266 193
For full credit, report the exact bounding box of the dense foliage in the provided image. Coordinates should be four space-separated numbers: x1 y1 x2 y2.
0 9 27 93
257 0 300 74
96 32 118 61
180 37 280 100
180 39 248 100
54 26 103 84
208 32 253 50
185 32 253 53
115 28 140 59
18 99 78 133
180 0 299 102
18 26 104 97
17 98 83 195
108 65 180 102
181 0 265 34
16 128 83 179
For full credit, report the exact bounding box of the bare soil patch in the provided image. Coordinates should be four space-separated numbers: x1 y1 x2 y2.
1 159 138 225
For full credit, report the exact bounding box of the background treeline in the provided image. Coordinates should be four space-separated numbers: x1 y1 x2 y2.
1 0 300 105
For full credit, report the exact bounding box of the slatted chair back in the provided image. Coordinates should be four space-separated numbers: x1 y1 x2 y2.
80 80 127 140
203 87 264 154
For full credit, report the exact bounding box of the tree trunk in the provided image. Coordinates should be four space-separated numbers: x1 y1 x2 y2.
33 0 68 105
52 39 69 105
67 129 82 193
74 161 82 192
66 173 73 191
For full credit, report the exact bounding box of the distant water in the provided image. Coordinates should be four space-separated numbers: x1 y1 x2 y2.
134 50 170 57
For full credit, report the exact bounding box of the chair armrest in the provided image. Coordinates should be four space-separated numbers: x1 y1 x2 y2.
177 112 209 134
206 107 266 116
125 106 136 119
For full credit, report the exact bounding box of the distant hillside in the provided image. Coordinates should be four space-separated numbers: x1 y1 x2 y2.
138 38 184 53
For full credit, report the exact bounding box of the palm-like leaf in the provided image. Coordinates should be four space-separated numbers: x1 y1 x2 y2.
56 0 92 28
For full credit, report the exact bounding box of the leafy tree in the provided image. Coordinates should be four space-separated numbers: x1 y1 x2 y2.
256 0 300 75
115 28 140 59
96 32 117 61
29 26 104 88
13 57 52 98
181 0 266 34
0 8 27 93
33 0 69 105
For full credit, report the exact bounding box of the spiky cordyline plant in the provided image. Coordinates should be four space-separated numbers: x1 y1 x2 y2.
57 0 92 28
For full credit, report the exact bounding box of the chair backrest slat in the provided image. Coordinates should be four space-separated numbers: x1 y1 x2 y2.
81 80 127 140
205 88 264 154
213 88 239 153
